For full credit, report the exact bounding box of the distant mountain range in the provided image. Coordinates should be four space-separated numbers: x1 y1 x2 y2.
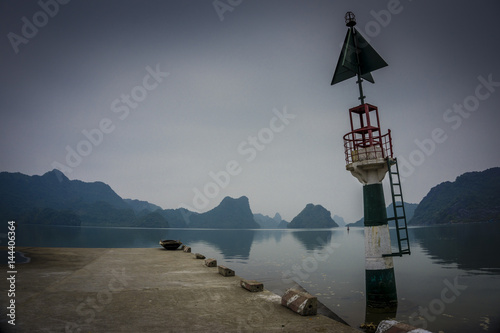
347 202 418 227
345 167 500 226
1 167 498 228
124 199 162 214
333 214 346 227
0 170 336 229
409 167 500 225
0 170 169 228
253 213 288 229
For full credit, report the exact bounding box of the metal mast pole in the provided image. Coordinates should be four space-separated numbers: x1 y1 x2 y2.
345 12 366 104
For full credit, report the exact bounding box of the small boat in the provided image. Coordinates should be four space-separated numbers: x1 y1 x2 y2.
159 239 182 250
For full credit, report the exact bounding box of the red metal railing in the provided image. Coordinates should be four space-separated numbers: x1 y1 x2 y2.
343 129 393 165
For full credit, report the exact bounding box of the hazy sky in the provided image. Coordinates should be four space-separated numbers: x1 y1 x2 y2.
1 1 499 223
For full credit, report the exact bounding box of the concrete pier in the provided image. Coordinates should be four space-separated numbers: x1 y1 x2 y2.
0 247 360 332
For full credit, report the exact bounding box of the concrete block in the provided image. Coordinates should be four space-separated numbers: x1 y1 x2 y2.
281 288 317 316
240 279 264 292
183 246 191 253
218 265 235 277
194 253 206 259
204 258 217 267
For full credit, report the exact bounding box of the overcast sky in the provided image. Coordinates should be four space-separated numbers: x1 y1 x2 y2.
1 1 499 223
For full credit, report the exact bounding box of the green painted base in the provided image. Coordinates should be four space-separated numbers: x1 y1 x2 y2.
365 268 398 309
363 183 387 227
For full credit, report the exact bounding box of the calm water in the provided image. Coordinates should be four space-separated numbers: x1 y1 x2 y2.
3 223 500 332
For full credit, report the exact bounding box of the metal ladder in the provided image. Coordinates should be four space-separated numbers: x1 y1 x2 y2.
383 158 411 257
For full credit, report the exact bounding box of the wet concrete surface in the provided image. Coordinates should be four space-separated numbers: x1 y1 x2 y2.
0 247 360 332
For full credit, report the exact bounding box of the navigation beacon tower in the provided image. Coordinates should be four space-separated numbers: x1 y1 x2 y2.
331 12 410 309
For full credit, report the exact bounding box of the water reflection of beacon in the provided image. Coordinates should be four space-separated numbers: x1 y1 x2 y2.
331 12 411 309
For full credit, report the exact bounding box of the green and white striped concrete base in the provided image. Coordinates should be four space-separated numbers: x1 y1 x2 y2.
363 183 398 309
